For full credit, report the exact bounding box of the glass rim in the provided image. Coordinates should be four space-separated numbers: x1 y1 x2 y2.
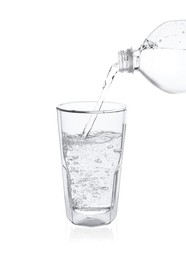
56 101 127 114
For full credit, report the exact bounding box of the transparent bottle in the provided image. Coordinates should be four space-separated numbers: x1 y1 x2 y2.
118 20 186 93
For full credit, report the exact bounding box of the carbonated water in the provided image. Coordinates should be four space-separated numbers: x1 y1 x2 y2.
63 131 123 213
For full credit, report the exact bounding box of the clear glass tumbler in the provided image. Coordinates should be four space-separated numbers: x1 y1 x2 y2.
57 102 127 226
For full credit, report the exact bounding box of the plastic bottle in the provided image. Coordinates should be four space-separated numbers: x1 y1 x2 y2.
118 20 186 93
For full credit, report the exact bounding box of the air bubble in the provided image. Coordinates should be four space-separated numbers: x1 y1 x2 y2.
70 167 79 173
95 159 102 163
114 149 122 153
74 161 79 165
100 187 109 190
72 156 79 159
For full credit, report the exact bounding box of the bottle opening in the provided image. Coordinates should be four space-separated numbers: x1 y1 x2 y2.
118 48 134 73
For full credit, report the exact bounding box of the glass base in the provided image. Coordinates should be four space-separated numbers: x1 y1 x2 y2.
67 207 117 227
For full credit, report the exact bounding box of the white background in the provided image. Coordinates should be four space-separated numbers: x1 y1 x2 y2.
0 0 186 259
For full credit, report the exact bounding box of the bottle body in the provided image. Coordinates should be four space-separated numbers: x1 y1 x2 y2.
118 20 186 93
140 47 186 93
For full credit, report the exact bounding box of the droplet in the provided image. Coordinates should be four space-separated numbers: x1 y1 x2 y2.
73 190 76 193
108 145 113 149
182 31 185 34
159 39 162 43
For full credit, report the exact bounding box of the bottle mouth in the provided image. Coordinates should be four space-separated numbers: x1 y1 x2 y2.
118 50 126 72
118 48 134 73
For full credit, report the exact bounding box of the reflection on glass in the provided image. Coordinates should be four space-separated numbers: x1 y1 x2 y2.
64 221 117 243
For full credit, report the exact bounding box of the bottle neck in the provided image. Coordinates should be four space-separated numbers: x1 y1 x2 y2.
118 48 140 73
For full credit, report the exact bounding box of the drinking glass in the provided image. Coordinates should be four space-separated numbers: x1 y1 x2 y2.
57 102 127 226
